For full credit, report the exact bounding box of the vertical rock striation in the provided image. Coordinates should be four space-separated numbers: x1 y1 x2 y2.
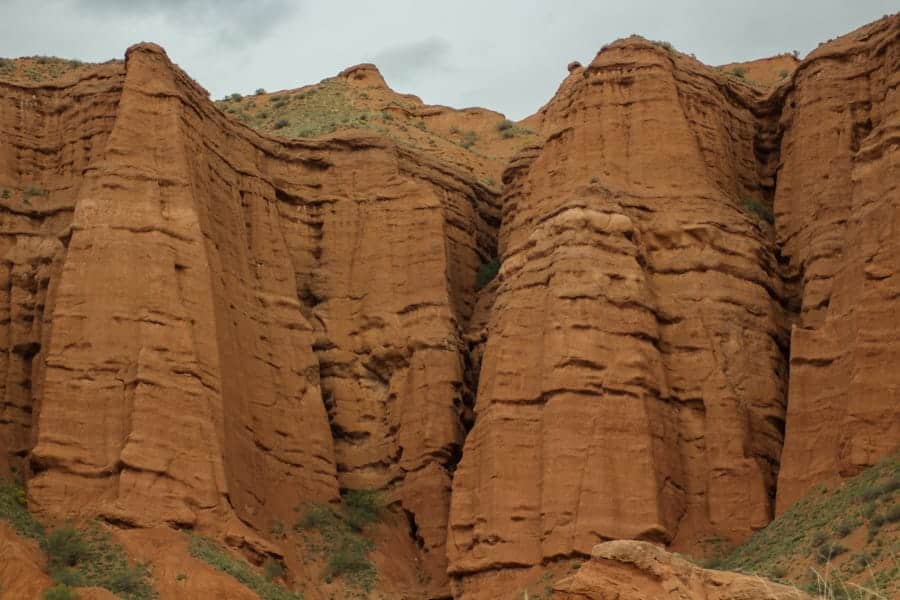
448 37 792 596
1 44 498 594
0 61 124 475
0 15 898 600
774 15 900 512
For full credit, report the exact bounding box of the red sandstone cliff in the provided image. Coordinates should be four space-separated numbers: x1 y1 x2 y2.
773 15 900 513
0 14 898 600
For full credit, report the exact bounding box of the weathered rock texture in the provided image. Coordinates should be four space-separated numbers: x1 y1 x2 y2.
448 17 900 595
449 37 791 597
0 60 124 475
774 15 900 513
552 540 811 600
0 14 898 600
1 42 498 596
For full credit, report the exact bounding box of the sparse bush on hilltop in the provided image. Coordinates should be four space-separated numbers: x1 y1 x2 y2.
497 119 514 131
460 130 478 149
255 88 266 95
650 40 675 53
728 66 747 79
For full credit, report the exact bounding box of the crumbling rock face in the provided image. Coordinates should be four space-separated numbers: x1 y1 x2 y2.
0 15 898 600
0 43 498 595
448 37 792 595
0 61 124 475
552 540 811 600
775 15 900 512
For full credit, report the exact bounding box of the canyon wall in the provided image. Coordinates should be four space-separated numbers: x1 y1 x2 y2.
448 37 790 597
0 14 897 600
1 43 499 595
774 16 900 512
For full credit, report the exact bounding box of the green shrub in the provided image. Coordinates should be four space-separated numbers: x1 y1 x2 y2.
884 502 900 523
650 40 675 53
25 185 47 197
460 130 478 149
255 88 266 95
475 257 500 290
778 69 790 79
497 119 514 131
1 189 9 199
343 490 384 531
46 524 155 599
810 530 829 547
273 119 290 130
0 480 45 540
188 536 302 600
815 542 849 564
271 519 286 539
729 66 747 79
229 93 243 102
263 558 285 580
323 534 374 585
295 489 383 591
44 525 92 571
43 584 79 600
833 520 856 538
740 197 774 224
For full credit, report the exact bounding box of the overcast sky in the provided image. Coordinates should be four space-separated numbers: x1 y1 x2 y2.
1 1 895 119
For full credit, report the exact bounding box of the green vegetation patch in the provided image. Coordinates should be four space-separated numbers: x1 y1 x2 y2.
715 453 899 598
43 523 156 600
740 197 774 224
475 257 501 290
0 56 88 82
650 40 676 53
42 584 79 600
1 481 155 599
295 489 384 592
217 79 379 139
188 535 302 600
0 479 45 540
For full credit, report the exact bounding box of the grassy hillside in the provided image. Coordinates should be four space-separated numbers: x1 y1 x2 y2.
0 55 97 83
712 453 899 599
214 67 537 185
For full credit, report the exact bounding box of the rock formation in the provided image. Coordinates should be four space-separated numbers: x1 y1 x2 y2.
773 15 900 513
0 13 897 600
552 540 811 600
2 42 498 595
449 36 791 597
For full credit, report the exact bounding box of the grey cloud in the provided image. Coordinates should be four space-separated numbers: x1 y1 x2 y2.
2 1 897 120
375 38 453 86
71 0 299 42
